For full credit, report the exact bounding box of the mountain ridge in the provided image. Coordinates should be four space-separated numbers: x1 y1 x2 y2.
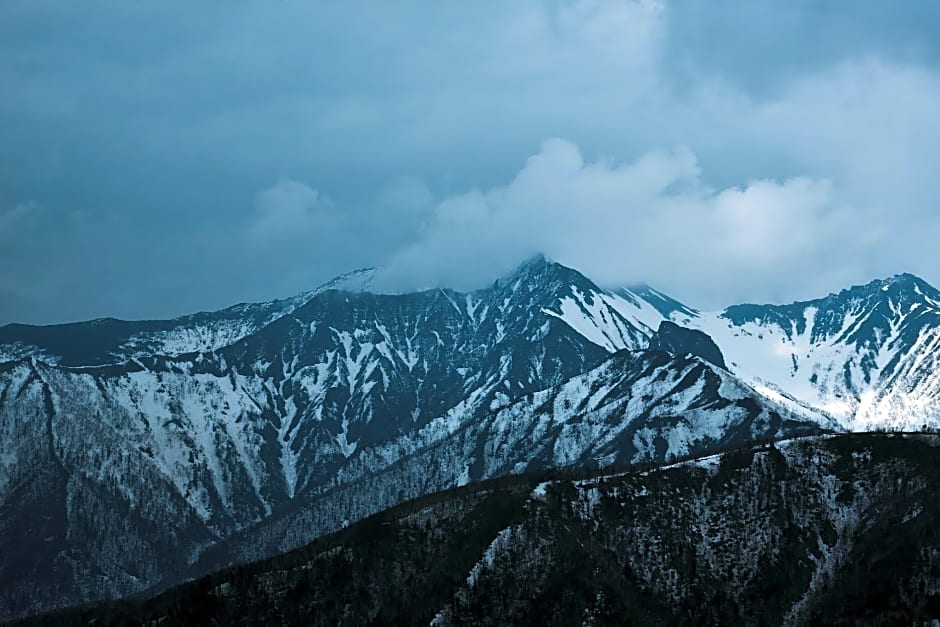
2 256 939 620
26 433 940 626
679 270 940 430
0 257 706 619
0 267 378 367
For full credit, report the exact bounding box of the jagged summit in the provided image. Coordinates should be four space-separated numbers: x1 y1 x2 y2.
723 272 939 321
0 256 680 367
863 273 940 310
819 272 940 307
495 254 557 285
720 271 940 343
507 251 551 272
872 271 936 291
497 253 585 284
494 255 602 300
308 266 378 295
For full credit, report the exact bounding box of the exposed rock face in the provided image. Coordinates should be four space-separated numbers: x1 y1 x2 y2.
648 320 727 369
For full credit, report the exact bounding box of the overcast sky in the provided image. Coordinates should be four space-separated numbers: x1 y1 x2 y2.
3 1 940 324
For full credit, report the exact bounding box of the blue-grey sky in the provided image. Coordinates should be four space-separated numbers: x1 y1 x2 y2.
2 0 940 323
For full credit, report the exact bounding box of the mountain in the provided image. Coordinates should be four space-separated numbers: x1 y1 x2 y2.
6 256 804 620
5 257 940 621
185 347 828 581
681 274 940 430
31 433 940 626
648 320 727 369
0 268 377 366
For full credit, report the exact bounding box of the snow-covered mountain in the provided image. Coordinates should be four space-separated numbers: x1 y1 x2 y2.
2 256 773 620
190 345 829 578
3 256 939 620
679 274 940 430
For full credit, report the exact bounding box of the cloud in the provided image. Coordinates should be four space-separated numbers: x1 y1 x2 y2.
378 139 877 307
752 59 940 210
2 1 940 322
248 180 338 244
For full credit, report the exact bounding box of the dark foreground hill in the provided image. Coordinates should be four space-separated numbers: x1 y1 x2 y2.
27 433 940 626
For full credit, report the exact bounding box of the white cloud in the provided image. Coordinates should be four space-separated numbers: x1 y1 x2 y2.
3 0 940 322
378 139 877 307
248 179 338 244
753 58 940 220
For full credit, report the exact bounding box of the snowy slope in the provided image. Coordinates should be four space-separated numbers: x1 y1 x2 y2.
0 268 377 366
0 257 689 619
196 347 831 578
679 274 940 430
472 349 833 471
6 256 940 620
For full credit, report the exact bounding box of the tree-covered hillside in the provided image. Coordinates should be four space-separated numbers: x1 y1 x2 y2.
27 433 940 626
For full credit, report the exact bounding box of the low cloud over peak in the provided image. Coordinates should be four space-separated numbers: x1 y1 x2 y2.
1 1 938 322
375 139 876 307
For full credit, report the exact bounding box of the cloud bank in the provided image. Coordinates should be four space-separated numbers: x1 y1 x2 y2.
376 139 869 305
2 1 940 321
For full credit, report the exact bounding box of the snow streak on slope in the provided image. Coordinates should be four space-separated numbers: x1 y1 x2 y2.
0 257 689 619
119 268 380 359
678 274 940 430
542 287 666 352
196 347 831 580
0 268 378 366
476 350 833 471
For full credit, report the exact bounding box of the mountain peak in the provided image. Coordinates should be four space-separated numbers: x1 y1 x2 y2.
619 283 699 320
497 254 591 289
879 272 936 294
502 253 554 278
311 267 377 295
840 272 940 307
